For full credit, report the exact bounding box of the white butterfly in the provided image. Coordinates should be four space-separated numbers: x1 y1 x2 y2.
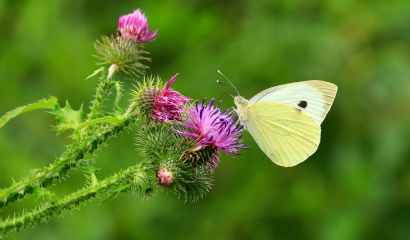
219 71 338 167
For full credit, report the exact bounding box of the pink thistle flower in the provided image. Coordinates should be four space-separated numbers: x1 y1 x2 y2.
118 9 157 44
152 74 191 122
131 75 190 123
178 98 249 170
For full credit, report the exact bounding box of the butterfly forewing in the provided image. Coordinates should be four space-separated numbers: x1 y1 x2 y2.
246 102 321 167
248 81 337 125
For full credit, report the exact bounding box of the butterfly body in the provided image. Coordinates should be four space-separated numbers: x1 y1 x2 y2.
234 80 337 167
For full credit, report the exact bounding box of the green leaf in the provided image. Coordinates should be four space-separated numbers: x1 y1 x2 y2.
74 116 122 132
52 101 85 134
110 108 124 117
0 97 58 129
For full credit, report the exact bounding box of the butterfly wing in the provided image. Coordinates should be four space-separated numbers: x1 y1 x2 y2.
248 81 337 125
246 102 321 167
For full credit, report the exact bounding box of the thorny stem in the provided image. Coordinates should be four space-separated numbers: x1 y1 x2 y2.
85 72 116 137
0 112 137 207
0 164 155 237
87 72 113 121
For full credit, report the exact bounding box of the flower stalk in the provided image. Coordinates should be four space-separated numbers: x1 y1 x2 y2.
86 70 112 121
0 163 158 237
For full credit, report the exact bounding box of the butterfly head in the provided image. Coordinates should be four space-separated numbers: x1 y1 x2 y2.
234 96 250 124
234 95 247 107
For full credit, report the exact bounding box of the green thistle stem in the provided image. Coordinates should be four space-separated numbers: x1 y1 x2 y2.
87 71 113 121
0 114 137 208
85 70 117 138
0 163 156 237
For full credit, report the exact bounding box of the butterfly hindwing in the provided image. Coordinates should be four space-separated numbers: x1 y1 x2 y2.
246 102 321 167
248 80 337 125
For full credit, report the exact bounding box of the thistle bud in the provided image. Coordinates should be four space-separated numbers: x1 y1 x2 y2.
93 35 149 78
158 168 174 186
93 9 156 79
140 86 161 116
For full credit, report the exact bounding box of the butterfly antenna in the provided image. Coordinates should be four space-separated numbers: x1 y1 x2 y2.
218 91 234 102
216 80 236 94
217 70 240 95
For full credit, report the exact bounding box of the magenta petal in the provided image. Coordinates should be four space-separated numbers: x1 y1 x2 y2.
152 75 191 123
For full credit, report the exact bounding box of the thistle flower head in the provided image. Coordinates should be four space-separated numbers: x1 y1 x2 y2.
131 75 190 122
118 9 157 44
178 98 249 170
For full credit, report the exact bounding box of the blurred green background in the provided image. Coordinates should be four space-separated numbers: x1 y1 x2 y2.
1 0 410 239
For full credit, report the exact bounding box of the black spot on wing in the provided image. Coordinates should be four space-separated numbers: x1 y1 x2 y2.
298 101 307 109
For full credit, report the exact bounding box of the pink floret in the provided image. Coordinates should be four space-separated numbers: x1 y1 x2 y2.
152 74 191 123
118 9 157 43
